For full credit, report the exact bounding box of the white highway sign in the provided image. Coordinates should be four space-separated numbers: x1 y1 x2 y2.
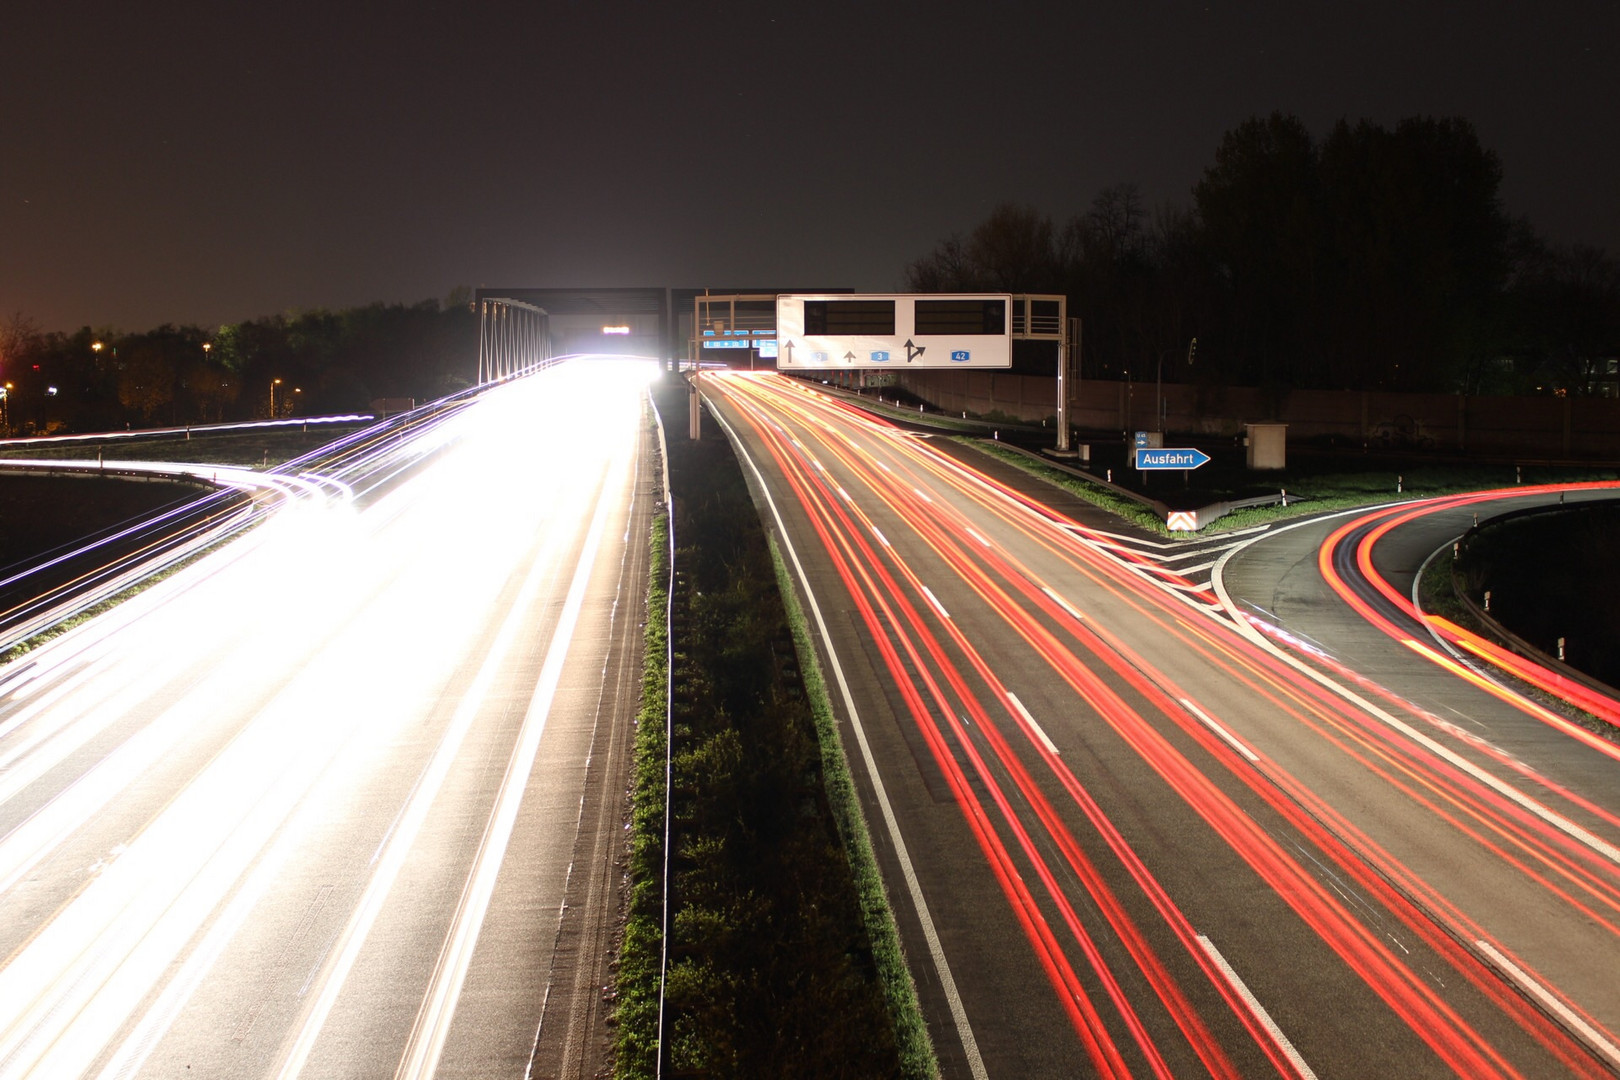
775 294 1013 370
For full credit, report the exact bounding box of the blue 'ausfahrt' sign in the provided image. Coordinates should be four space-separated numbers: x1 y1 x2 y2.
1136 447 1211 470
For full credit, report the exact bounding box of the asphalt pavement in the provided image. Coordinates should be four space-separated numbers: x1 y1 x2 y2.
704 371 1620 1080
0 361 655 1080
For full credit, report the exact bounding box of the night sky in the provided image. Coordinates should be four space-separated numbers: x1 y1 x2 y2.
5 0 1617 332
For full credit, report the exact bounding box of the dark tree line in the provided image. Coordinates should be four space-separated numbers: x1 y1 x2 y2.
0 291 476 435
906 112 1620 396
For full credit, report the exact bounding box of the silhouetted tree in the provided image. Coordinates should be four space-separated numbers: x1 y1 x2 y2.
1192 112 1320 387
904 202 1061 293
1316 116 1510 390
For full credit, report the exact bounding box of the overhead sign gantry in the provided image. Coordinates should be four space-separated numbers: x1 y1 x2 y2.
775 294 1013 370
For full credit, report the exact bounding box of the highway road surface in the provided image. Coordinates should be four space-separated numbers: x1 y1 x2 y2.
0 359 655 1079
702 370 1620 1080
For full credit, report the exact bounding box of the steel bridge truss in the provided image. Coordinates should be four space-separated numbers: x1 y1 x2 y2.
477 297 552 384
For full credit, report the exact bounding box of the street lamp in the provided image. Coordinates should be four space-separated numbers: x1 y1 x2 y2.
1155 337 1197 433
270 377 282 418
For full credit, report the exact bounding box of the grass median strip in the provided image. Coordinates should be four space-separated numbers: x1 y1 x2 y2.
613 511 669 1078
613 379 922 1078
769 533 938 1080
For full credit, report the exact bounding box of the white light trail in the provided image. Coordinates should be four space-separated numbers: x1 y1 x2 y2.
0 358 655 1080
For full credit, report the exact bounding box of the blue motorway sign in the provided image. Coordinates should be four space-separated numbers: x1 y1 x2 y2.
1136 447 1211 470
870 350 891 362
950 350 971 362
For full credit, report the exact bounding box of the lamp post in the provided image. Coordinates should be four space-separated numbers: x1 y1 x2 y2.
1155 337 1197 433
270 377 282 418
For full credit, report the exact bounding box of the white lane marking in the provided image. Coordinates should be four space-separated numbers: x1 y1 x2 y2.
1180 698 1259 763
1006 693 1058 755
1041 586 1084 624
1079 523 1272 551
706 398 986 1080
1197 935 1318 1080
912 487 933 503
394 434 628 1080
1157 546 1241 564
966 527 990 548
921 586 950 620
1474 939 1620 1069
272 475 605 1080
1170 559 1217 575
837 486 851 502
1209 510 1620 870
871 526 891 548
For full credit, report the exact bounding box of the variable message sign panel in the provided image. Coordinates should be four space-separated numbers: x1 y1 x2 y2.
775 294 1013 370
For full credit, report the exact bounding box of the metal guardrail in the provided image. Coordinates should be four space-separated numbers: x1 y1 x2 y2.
1447 506 1620 705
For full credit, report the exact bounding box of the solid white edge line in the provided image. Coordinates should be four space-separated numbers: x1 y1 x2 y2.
1006 693 1058 755
920 586 950 620
1196 934 1318 1080
1208 508 1620 868
272 463 603 1080
704 393 988 1080
1474 938 1620 1069
1179 697 1259 763
394 428 629 1080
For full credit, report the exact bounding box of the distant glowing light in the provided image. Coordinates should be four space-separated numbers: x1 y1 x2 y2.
601 325 631 335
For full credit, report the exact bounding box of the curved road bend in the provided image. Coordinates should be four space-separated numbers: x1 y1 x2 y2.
703 370 1620 1080
1215 485 1620 1046
0 359 655 1080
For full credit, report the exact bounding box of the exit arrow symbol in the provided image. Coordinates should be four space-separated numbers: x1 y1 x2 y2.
843 351 857 363
783 340 795 364
904 339 926 363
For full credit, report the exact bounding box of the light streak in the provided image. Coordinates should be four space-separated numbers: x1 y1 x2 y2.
0 358 655 1079
704 372 1617 1079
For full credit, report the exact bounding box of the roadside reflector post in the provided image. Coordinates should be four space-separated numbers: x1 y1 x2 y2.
688 380 701 440
1558 637 1567 661
1484 590 1492 612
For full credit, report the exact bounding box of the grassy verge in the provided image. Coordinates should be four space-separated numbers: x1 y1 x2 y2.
1416 541 1620 744
614 378 913 1078
768 535 937 1080
613 511 669 1078
961 437 1619 536
959 438 1167 533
